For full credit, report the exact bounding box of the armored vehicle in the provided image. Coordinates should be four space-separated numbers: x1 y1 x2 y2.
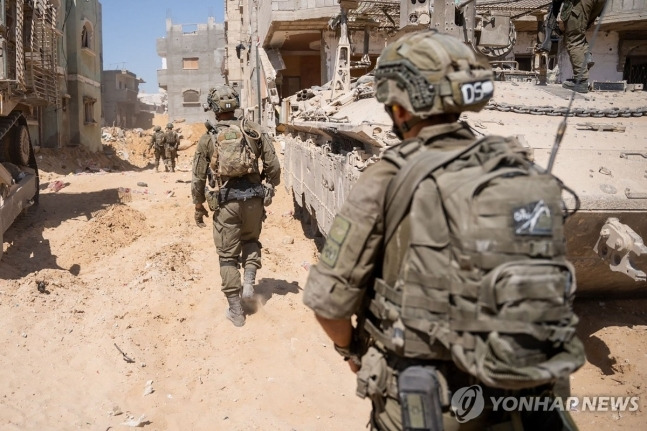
0 0 58 259
279 0 647 296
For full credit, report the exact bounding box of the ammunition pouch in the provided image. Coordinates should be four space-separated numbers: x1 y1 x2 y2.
206 190 220 211
218 183 264 204
398 366 444 431
356 347 390 413
262 183 275 207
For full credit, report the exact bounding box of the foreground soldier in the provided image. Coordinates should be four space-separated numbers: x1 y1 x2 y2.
164 123 179 172
191 84 280 327
146 125 166 172
304 30 584 430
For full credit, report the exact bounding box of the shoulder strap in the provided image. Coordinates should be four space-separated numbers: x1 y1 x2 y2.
383 136 491 245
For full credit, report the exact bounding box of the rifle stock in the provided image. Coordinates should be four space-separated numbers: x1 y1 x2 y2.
539 0 564 52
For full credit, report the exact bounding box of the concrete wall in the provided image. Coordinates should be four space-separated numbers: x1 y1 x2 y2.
558 30 623 83
224 0 247 88
102 70 141 128
156 17 226 124
64 0 103 151
604 0 647 25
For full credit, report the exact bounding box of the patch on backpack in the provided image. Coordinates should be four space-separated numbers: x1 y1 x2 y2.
320 216 351 267
513 200 552 236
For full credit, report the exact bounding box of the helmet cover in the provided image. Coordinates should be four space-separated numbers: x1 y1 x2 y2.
374 30 494 117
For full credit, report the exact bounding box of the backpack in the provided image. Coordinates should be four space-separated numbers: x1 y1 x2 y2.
153 132 165 149
209 123 257 179
164 130 177 147
364 135 585 390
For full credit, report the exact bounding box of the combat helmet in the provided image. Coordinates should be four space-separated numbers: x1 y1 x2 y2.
204 84 239 113
166 123 174 129
374 30 494 118
154 125 161 132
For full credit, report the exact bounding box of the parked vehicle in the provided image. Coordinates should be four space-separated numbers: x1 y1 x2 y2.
0 0 59 259
279 0 647 296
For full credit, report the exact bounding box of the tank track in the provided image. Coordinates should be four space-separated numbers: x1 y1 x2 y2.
485 101 647 118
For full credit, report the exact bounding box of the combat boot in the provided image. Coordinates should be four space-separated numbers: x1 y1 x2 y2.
562 79 589 93
225 295 245 327
242 267 256 300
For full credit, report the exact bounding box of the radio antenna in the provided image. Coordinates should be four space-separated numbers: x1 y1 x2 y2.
545 2 609 174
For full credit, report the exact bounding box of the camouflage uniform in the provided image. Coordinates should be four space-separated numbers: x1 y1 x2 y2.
305 124 491 430
147 128 166 171
191 120 281 299
304 30 579 431
164 125 179 172
562 0 606 83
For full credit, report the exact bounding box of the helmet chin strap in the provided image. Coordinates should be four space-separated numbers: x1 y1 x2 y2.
399 116 423 134
392 116 423 140
387 105 423 140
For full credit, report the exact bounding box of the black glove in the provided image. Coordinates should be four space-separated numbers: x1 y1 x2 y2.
263 184 275 207
194 205 209 228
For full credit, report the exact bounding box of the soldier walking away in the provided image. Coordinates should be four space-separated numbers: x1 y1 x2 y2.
146 125 166 172
191 84 281 327
560 0 607 93
164 123 180 172
304 30 585 430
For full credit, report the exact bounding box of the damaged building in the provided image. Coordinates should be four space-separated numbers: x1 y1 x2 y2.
157 17 226 124
101 69 144 128
224 0 646 132
37 0 103 151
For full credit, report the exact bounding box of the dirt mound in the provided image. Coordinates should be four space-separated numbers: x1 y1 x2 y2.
136 241 199 290
7 268 88 292
64 204 149 265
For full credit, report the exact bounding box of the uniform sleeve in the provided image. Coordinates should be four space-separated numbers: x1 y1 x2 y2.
191 133 213 205
303 161 396 320
260 132 281 187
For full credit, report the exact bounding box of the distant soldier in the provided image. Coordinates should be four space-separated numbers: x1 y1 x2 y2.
146 125 166 172
164 123 180 172
191 84 281 327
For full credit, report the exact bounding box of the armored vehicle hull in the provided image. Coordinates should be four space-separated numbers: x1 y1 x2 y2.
280 80 647 297
0 1 58 260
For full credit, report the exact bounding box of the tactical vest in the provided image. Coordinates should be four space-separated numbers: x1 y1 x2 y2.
209 122 258 179
164 130 177 147
364 135 585 390
153 132 165 149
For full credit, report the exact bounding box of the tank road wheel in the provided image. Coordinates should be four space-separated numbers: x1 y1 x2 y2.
10 125 31 166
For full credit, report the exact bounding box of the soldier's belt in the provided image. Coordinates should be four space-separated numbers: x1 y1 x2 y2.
219 184 264 203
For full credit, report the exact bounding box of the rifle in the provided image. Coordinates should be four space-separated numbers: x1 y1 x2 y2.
539 0 564 52
205 119 217 135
